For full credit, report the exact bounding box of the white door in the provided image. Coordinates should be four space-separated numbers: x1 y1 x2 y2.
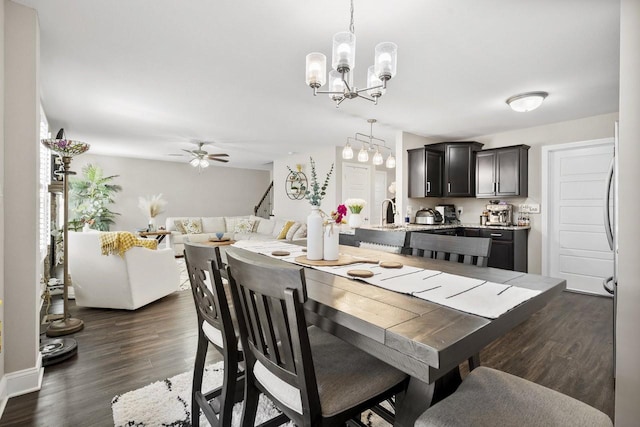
372 171 388 226
544 139 614 296
342 163 371 224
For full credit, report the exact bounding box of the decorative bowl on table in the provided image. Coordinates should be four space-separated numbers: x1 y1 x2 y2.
215 232 224 241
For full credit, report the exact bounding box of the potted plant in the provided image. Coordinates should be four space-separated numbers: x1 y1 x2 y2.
68 164 122 231
345 198 367 228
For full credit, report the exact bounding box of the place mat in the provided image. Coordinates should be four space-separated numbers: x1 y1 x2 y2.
271 250 290 256
294 254 379 267
379 261 403 269
347 269 374 278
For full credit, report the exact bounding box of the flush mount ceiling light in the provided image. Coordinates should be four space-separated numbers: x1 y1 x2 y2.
506 91 549 112
342 119 396 168
305 0 398 107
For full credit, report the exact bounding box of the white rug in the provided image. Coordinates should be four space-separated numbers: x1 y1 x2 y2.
111 361 391 426
176 257 190 291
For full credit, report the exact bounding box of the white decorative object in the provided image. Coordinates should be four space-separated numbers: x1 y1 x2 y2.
307 207 324 260
348 213 362 228
148 217 156 232
82 223 91 232
323 222 339 261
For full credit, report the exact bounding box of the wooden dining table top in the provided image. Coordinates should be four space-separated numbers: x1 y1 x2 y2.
287 244 567 384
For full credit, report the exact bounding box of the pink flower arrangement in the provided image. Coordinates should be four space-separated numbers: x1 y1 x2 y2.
330 204 348 224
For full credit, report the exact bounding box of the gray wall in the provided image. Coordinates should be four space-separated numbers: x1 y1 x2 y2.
73 154 271 232
615 0 640 424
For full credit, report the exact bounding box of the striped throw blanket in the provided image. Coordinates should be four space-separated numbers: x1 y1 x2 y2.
99 231 158 256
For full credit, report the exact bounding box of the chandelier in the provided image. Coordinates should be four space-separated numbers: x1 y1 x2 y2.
342 119 396 168
305 0 398 107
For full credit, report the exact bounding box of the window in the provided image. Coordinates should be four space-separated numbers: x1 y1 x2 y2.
39 107 51 258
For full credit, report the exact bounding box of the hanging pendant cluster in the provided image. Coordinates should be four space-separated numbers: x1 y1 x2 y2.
305 0 398 107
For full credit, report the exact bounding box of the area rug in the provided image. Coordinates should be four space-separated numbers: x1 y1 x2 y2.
111 361 391 426
176 257 190 291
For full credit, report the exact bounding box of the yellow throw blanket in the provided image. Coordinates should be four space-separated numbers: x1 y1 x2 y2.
99 231 158 256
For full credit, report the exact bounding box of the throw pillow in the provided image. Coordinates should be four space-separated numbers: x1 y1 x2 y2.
181 218 202 234
174 219 187 234
292 223 307 239
234 218 255 234
285 222 301 241
277 220 296 240
256 218 276 235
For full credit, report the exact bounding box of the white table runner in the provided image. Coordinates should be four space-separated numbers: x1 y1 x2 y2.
231 240 540 319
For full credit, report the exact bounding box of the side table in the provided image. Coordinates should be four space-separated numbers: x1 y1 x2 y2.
138 230 172 244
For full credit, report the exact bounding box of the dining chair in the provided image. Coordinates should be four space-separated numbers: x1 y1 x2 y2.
408 232 492 371
354 228 409 254
415 366 613 427
184 243 243 427
409 232 492 267
225 247 408 427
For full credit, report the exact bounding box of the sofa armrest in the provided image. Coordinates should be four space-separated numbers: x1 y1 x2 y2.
125 247 180 307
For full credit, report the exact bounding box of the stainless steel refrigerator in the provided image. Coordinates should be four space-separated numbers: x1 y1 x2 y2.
603 122 618 374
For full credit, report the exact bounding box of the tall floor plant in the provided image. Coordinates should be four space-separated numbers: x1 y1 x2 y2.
68 163 122 231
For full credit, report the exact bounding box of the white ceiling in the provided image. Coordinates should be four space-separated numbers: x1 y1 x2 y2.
17 0 620 170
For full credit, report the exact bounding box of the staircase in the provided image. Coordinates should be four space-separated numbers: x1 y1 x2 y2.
254 181 273 219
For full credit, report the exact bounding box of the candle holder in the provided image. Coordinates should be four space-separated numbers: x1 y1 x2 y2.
41 135 90 337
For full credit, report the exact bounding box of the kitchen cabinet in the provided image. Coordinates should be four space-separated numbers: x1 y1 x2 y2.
464 227 528 272
407 147 443 197
476 145 529 198
426 141 484 197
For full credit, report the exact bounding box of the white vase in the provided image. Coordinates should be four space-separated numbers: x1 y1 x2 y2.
148 217 156 232
348 213 362 228
82 223 91 232
307 206 324 260
323 222 339 261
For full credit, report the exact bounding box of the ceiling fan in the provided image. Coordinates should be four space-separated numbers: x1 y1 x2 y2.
170 142 230 169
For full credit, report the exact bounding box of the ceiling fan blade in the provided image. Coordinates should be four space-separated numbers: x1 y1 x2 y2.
167 153 184 157
182 149 196 155
210 157 229 163
207 153 229 158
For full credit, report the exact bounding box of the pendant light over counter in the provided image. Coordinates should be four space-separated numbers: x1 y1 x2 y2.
342 119 395 168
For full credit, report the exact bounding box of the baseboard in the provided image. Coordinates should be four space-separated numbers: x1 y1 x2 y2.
0 375 7 420
6 353 44 398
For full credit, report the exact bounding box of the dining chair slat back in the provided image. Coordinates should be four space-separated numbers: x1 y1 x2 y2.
354 228 409 254
409 233 492 267
184 243 242 427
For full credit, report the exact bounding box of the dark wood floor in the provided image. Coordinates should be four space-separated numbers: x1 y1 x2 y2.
0 289 614 426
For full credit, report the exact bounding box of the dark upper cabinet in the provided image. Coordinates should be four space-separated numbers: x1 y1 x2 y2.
476 145 529 198
434 142 483 197
407 147 443 197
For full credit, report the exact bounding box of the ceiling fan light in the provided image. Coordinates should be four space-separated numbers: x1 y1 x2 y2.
372 149 384 165
506 91 548 112
342 142 354 160
305 52 327 88
357 146 369 162
374 42 397 81
385 154 396 169
190 158 200 167
200 159 210 168
332 31 356 73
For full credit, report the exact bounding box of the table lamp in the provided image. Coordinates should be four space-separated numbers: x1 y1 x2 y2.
41 130 90 336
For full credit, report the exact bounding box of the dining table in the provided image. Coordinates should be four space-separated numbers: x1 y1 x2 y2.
226 241 566 426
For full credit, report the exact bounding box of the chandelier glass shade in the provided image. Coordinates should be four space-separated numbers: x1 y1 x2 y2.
305 0 397 106
342 119 395 169
41 139 90 157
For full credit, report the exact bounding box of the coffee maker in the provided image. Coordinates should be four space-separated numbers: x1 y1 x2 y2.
486 204 513 226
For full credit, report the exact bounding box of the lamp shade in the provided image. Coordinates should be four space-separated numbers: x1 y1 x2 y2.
305 52 327 88
506 91 548 112
342 142 354 160
372 149 384 165
367 65 384 98
385 153 396 169
357 146 369 162
328 70 347 100
332 31 356 73
374 42 397 81
41 139 90 157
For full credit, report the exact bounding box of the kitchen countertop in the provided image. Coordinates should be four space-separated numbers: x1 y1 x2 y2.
340 223 530 235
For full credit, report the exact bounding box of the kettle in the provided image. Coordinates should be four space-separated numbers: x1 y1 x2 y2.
415 208 443 225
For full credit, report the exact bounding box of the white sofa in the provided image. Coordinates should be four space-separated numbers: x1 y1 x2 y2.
165 215 307 256
68 232 180 310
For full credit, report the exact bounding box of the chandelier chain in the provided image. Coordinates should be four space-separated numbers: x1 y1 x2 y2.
349 0 355 34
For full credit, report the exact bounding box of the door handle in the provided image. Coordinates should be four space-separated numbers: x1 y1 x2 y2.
603 158 614 250
447 183 451 193
603 276 615 295
427 181 431 193
490 233 502 237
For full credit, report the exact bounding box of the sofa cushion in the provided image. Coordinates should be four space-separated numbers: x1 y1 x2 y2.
256 218 276 235
201 217 226 233
174 220 187 234
293 223 307 240
182 218 202 234
234 218 256 234
271 219 287 238
225 216 249 233
249 215 263 232
285 222 302 240
277 220 296 239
